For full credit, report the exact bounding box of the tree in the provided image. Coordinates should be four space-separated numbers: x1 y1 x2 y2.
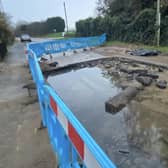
15 16 65 36
0 12 13 44
46 17 65 33
76 0 168 45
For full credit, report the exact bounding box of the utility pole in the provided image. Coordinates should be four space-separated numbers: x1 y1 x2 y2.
156 0 161 47
64 1 69 32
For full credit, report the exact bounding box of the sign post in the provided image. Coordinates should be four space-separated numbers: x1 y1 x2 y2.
156 0 161 47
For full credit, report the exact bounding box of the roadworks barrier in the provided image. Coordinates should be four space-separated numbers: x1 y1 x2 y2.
27 34 117 168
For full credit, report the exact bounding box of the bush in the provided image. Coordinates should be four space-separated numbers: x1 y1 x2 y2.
76 8 168 45
161 16 168 45
124 9 156 44
0 13 14 59
15 17 65 37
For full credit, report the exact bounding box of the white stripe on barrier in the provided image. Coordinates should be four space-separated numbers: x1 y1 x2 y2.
50 98 103 167
84 145 101 168
57 107 68 134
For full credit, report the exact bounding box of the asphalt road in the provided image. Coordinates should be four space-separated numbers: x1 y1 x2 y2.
0 41 56 168
4 37 55 65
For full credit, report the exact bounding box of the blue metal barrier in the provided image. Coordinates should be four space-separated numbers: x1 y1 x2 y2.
27 34 117 168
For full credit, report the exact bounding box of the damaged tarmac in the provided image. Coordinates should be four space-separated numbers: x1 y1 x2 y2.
1 42 168 168
45 51 168 168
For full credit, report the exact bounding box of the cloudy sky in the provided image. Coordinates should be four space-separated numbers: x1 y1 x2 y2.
2 0 97 29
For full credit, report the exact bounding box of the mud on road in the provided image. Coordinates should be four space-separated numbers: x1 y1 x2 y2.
0 42 56 168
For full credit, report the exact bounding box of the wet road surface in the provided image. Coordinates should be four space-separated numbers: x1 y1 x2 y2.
4 42 26 65
0 41 56 168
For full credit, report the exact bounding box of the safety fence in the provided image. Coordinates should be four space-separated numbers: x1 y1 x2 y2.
28 34 106 58
27 34 117 168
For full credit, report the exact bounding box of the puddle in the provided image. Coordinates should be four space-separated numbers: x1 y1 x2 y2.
47 65 168 168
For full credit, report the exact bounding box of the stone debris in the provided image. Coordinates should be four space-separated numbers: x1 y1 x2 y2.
104 64 111 68
118 149 130 154
158 67 164 72
40 56 48 62
138 73 159 79
105 86 142 114
48 62 58 67
120 66 148 75
156 80 167 89
136 76 153 86
83 48 88 51
73 50 77 54
128 48 160 56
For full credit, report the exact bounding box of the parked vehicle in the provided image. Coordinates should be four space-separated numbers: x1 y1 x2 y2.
20 34 31 42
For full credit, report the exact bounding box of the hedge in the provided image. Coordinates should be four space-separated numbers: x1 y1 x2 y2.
76 8 168 45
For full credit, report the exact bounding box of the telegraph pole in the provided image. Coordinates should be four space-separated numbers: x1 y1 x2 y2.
156 0 161 47
64 1 69 32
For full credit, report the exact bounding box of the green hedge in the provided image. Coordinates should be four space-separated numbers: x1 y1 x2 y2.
124 9 156 44
0 13 14 59
76 8 168 45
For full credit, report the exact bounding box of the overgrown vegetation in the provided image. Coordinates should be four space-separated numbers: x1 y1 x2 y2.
76 0 168 45
15 17 65 37
0 12 14 59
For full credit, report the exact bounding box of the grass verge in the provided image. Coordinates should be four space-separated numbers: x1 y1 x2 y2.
44 32 62 38
105 41 168 54
44 31 76 39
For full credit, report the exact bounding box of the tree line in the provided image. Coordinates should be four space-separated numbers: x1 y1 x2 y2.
76 0 168 45
15 16 65 36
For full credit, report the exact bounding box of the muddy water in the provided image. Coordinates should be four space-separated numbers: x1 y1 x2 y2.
47 66 168 168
